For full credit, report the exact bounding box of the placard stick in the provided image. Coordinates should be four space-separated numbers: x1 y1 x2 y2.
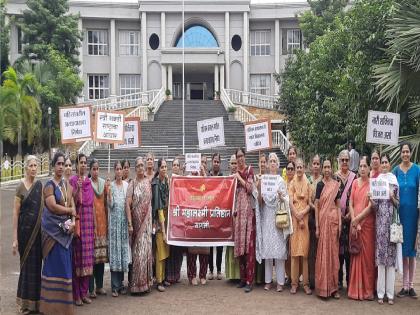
259 150 261 175
108 144 111 174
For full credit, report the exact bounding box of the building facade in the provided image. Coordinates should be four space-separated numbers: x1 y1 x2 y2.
6 0 308 102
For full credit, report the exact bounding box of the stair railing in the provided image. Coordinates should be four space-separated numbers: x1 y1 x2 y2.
151 87 166 114
221 88 257 123
225 88 282 110
272 130 291 154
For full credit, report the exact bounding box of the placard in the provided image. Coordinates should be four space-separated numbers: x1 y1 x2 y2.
261 175 280 195
244 119 272 152
167 176 237 246
185 153 201 173
95 111 125 144
59 106 92 144
197 117 225 150
370 177 390 200
114 117 141 149
366 111 400 145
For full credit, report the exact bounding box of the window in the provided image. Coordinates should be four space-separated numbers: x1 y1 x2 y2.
250 30 271 56
119 74 141 96
87 30 108 55
119 30 139 55
149 33 160 50
88 75 109 99
17 26 23 54
287 29 301 54
231 35 242 51
175 25 218 48
250 74 271 95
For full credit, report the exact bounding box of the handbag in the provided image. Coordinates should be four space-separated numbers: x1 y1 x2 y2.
349 229 361 255
390 206 403 244
275 200 289 229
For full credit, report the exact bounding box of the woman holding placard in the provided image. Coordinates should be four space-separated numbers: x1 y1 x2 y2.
256 152 292 293
393 143 420 298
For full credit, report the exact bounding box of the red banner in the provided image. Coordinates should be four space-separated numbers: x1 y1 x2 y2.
167 176 237 246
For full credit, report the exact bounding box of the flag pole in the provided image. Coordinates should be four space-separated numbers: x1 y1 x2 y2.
182 0 185 155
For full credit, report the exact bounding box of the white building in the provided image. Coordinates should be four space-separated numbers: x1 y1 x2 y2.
6 0 308 104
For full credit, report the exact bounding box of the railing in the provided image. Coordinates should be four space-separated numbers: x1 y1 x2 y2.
127 87 165 119
220 87 234 111
151 87 166 114
78 139 96 157
234 106 257 123
225 88 279 110
272 130 291 153
1 153 50 182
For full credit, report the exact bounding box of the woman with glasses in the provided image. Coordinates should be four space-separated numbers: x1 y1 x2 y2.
282 146 297 181
69 154 95 306
335 150 356 290
126 157 153 294
285 162 296 186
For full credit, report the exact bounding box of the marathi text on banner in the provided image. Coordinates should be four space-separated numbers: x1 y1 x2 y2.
167 176 237 246
366 110 400 146
185 153 201 173
95 111 125 143
244 119 272 152
197 117 225 150
261 175 280 195
114 117 141 149
59 106 92 144
370 177 390 200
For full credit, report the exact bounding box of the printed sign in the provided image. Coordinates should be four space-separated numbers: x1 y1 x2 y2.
370 177 390 200
167 176 237 246
244 119 272 152
59 106 92 144
197 117 225 150
185 153 201 173
114 117 141 149
95 111 125 144
261 175 280 195
366 111 400 145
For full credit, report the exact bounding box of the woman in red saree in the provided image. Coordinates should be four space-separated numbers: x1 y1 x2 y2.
315 159 342 299
348 156 375 301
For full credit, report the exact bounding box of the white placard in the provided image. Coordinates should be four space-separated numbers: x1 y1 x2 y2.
366 111 400 145
261 175 280 195
197 117 225 150
370 178 390 200
185 153 201 173
59 106 92 143
114 118 141 149
95 111 125 143
245 120 272 152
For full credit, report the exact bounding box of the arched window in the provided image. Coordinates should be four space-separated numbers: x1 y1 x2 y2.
175 25 218 48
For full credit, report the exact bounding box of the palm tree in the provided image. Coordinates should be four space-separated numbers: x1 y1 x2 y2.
374 1 420 163
0 66 42 156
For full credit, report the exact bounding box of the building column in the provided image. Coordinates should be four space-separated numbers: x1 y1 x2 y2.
77 18 84 103
243 11 249 103
274 19 280 96
110 19 116 96
167 65 173 100
161 12 166 49
225 12 230 89
214 65 219 99
141 12 147 91
161 64 167 91
220 64 225 90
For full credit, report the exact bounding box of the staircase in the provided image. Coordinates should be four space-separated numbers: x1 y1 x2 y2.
90 99 287 172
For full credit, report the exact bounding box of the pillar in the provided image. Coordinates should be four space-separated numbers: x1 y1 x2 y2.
161 12 166 49
214 65 219 99
225 12 230 89
110 19 116 96
220 64 225 90
161 64 167 91
141 12 148 91
274 19 280 96
167 65 173 100
78 18 84 102
243 11 249 103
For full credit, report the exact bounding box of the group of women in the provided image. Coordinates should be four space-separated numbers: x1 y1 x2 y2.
12 142 420 314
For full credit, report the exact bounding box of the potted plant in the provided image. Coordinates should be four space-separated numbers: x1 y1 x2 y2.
215 90 221 100
227 106 236 121
165 89 172 100
147 106 154 121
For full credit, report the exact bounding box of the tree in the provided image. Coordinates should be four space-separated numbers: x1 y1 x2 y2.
0 0 10 79
374 1 420 163
19 0 82 68
0 67 42 156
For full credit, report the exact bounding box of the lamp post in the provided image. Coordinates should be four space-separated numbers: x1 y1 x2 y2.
48 107 52 175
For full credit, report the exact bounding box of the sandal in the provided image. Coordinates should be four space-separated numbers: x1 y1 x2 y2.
75 299 83 306
112 290 119 297
290 285 297 294
82 296 92 304
163 280 171 287
157 284 166 292
303 285 312 295
96 288 107 295
264 283 271 291
89 291 97 299
276 284 283 292
333 292 341 299
388 299 394 305
377 299 384 305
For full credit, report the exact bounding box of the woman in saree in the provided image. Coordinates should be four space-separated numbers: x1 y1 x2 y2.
88 159 109 298
282 146 297 181
122 159 132 183
308 155 322 290
165 158 185 284
146 152 155 182
126 157 153 294
39 152 75 315
13 155 43 314
152 158 170 292
233 148 256 293
256 152 292 293
289 158 312 295
69 153 95 306
225 154 241 281
315 159 342 299
370 150 381 179
64 157 73 182
347 156 375 301
108 160 131 297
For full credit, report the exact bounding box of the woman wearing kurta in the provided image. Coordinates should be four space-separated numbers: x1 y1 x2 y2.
289 158 312 295
126 157 153 294
88 159 109 298
69 154 95 306
225 154 241 281
13 155 43 314
308 155 322 290
256 153 292 293
146 152 155 182
152 158 170 292
285 161 296 185
372 154 399 305
122 159 132 183
347 156 375 301
108 160 131 297
40 152 75 315
315 159 341 299
64 157 73 182
335 150 356 290
233 148 256 293
393 143 420 298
